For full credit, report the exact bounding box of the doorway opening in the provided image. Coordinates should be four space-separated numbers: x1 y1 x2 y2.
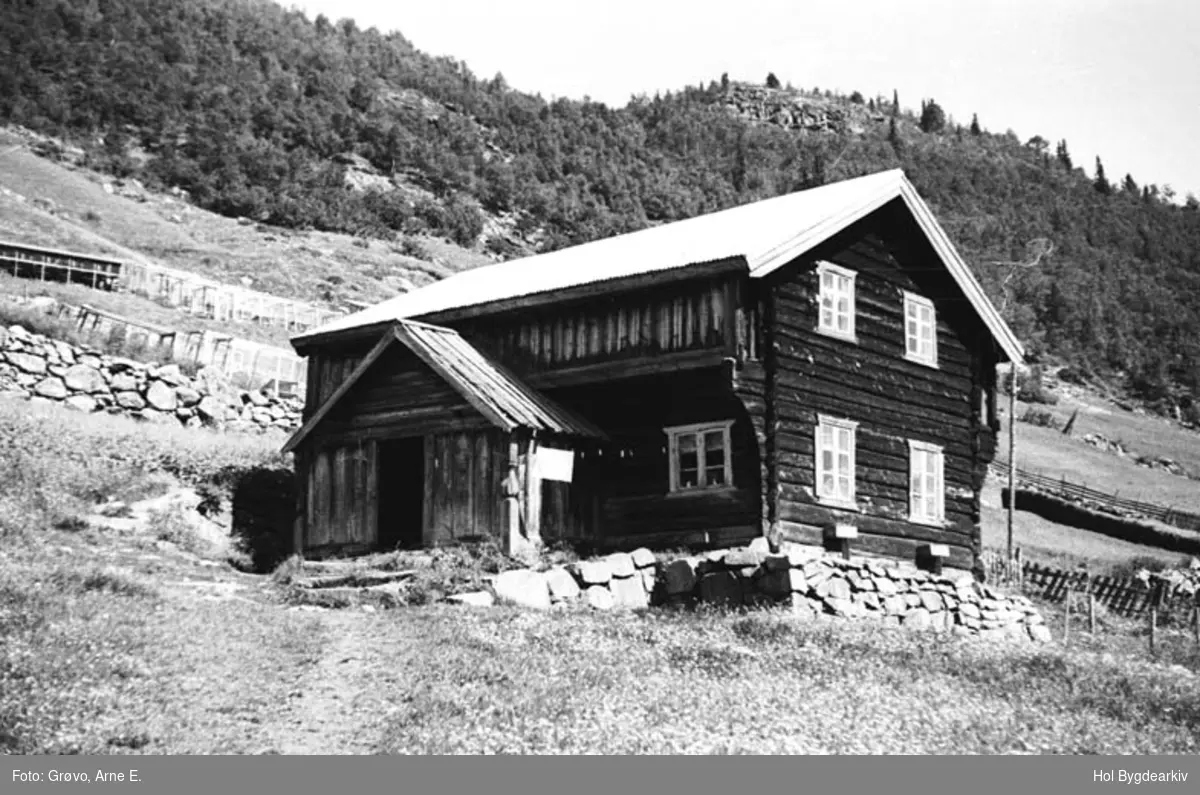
377 437 425 550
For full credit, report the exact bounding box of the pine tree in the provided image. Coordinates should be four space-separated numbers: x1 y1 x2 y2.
1122 173 1138 196
765 72 780 89
1094 157 1111 195
970 113 981 135
919 99 946 133
888 116 901 152
892 89 899 116
1055 140 1073 170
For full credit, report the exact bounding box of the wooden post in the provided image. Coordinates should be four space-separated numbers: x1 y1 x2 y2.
1193 598 1199 647
1007 363 1017 563
1149 603 1157 657
1063 585 1072 643
1088 578 1096 635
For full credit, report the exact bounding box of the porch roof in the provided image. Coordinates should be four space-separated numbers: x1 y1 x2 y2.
281 320 605 454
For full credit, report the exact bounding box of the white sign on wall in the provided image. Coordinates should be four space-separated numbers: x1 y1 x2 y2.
534 447 575 483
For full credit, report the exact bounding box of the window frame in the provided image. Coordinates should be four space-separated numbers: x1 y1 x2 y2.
815 261 858 343
908 439 946 526
903 291 938 368
664 420 735 494
814 415 859 509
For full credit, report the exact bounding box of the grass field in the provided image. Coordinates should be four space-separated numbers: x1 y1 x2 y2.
998 394 1200 513
3 397 1200 755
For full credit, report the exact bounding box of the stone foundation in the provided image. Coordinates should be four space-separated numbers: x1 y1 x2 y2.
486 539 1051 643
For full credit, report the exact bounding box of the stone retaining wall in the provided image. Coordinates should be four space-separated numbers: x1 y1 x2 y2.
487 539 1051 643
0 323 302 432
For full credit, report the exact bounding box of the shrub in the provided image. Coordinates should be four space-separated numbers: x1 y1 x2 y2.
1020 407 1060 429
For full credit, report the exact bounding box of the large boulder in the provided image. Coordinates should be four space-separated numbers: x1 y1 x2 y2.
145 380 178 411
575 560 612 586
196 395 226 423
544 567 581 602
64 394 98 413
609 575 649 609
7 352 47 375
153 363 187 386
115 391 146 410
492 569 551 609
33 377 68 400
174 386 202 407
63 364 107 394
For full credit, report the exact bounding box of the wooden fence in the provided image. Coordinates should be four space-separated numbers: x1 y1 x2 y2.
49 300 306 394
982 548 1198 621
989 461 1200 533
0 239 342 333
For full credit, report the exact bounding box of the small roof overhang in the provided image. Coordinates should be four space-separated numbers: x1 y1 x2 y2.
281 320 606 454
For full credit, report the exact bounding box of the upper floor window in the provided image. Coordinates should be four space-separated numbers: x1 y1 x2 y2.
665 421 734 493
815 415 857 508
908 440 945 525
816 261 857 342
904 292 937 367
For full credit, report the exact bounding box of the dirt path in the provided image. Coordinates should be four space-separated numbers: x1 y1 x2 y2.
267 609 403 755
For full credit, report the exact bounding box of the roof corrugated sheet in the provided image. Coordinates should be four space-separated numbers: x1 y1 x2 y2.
294 169 1023 362
282 320 604 453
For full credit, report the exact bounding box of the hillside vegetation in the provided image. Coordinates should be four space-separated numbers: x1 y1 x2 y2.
3 0 1200 413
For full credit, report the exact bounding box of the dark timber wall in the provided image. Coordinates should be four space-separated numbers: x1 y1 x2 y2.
764 210 999 571
546 367 761 549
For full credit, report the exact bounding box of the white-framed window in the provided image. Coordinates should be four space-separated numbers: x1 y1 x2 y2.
908 440 945 525
904 291 938 367
817 261 857 342
665 421 734 493
815 415 857 508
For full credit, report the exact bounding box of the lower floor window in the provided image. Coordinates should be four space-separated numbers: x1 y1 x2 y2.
665 420 734 492
815 415 858 508
909 440 945 524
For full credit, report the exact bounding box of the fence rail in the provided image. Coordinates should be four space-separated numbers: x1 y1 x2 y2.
989 461 1200 533
981 548 1198 621
0 239 342 333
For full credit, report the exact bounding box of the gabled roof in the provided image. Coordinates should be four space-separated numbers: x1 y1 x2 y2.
293 169 1023 363
282 320 605 453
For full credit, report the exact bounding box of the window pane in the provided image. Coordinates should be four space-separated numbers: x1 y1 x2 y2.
705 465 726 486
821 473 835 495
822 449 834 472
704 431 725 468
837 452 850 475
678 434 698 487
837 475 851 500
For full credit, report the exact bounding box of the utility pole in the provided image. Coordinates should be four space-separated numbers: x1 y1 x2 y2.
993 238 1052 566
1008 362 1017 563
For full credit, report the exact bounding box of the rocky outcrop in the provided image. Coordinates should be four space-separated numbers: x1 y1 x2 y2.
720 83 882 135
0 324 302 433
476 540 1050 644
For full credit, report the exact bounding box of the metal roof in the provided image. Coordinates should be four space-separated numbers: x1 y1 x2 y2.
282 320 605 453
292 169 1023 363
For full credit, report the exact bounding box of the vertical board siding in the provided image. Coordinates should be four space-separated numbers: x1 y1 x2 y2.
456 276 734 374
423 429 509 545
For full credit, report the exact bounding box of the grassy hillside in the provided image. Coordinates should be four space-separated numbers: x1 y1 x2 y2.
3 0 1200 414
0 129 491 314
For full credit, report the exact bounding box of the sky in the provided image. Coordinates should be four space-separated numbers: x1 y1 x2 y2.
290 0 1200 200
